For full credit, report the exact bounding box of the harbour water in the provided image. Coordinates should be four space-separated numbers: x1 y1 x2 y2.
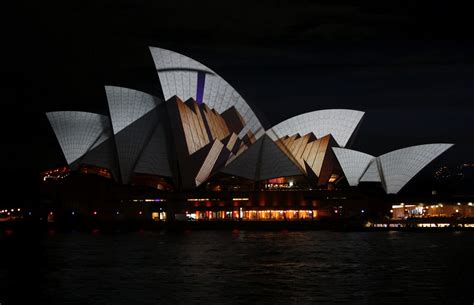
1 230 473 305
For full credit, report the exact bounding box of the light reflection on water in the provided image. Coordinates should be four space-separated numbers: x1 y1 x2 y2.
1 230 473 305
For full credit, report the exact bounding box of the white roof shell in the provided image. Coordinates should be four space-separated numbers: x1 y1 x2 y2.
267 109 364 147
379 144 453 194
149 47 264 139
46 111 112 165
105 86 161 134
332 148 375 186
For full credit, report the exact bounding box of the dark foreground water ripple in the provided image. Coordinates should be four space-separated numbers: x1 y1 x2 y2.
1 230 473 305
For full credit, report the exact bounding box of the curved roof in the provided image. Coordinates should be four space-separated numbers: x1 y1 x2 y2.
105 86 161 134
221 135 302 180
267 109 364 147
220 138 263 180
149 47 264 139
45 48 454 191
46 111 112 165
133 122 173 177
379 143 453 194
332 148 374 186
359 159 382 183
79 136 120 181
104 86 164 183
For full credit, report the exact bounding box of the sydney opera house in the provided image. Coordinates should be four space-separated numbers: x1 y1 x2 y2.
42 47 456 223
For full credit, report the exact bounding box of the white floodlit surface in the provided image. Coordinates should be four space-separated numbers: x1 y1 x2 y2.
149 47 264 139
379 144 453 194
332 148 374 186
267 109 364 147
46 111 112 165
105 86 161 134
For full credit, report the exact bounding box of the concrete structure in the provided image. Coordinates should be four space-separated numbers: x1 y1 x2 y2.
332 148 374 186
334 145 454 194
267 109 364 147
46 47 453 195
46 111 112 165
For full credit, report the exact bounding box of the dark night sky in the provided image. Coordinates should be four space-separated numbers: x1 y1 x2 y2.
3 1 474 198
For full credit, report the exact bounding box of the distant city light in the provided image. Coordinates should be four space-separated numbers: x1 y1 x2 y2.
144 198 166 202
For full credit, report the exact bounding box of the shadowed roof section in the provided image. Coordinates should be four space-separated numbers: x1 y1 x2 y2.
221 134 302 181
105 86 163 184
134 120 173 178
359 159 382 183
78 136 120 181
267 109 364 147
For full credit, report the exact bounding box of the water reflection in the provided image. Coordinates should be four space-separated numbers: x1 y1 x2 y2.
1 231 473 305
